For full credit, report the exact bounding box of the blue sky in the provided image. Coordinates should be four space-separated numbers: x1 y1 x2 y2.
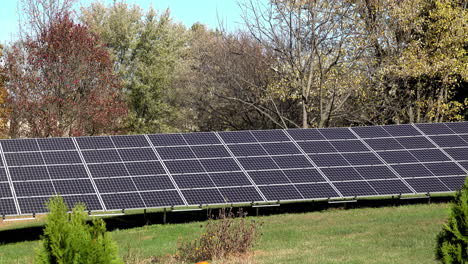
0 0 246 44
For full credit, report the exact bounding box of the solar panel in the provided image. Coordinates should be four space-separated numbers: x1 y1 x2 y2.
0 121 467 217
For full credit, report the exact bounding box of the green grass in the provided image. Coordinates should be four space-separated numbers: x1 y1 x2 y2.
0 203 449 264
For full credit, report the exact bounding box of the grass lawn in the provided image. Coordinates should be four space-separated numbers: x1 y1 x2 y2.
0 203 449 263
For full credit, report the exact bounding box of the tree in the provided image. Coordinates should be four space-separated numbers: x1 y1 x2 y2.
240 0 364 128
352 0 467 125
435 177 468 263
36 196 122 264
0 45 9 137
81 2 189 133
4 14 127 137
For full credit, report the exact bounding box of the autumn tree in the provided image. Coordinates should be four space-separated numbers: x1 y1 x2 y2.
81 2 189 133
4 14 127 137
0 45 9 137
240 0 364 128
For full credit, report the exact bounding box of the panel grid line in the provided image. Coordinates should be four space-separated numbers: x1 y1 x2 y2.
34 139 58 197
0 142 20 215
250 131 306 200
71 137 106 211
412 124 468 175
143 135 189 206
348 127 417 194
214 132 268 202
108 137 147 208
283 129 344 198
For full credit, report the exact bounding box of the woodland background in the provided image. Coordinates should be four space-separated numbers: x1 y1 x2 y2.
0 0 466 138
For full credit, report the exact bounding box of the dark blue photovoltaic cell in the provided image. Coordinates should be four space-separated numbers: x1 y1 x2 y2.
364 138 404 151
173 173 215 189
309 154 349 167
148 134 186 146
459 134 468 143
101 193 145 210
405 177 450 193
423 162 466 176
439 176 466 191
75 136 114 150
14 181 55 197
133 176 175 191
9 166 49 181
157 146 196 160
391 164 434 178
445 122 468 134
248 170 290 185
444 148 468 161
295 183 339 199
409 149 450 162
218 187 262 203
42 151 82 165
200 158 240 172
261 142 301 155
227 144 267 157
218 131 257 144
354 166 398 180
125 161 166 176
382 125 421 137
429 135 468 148
297 141 336 154
164 160 205 174
1 139 39 152
18 196 49 213
0 199 18 215
351 126 391 138
321 167 363 181
272 155 313 169
416 123 454 135
118 148 158 162
183 132 220 145
378 150 418 164
330 140 369 152
460 162 468 170
37 138 76 151
0 169 7 182
220 187 263 203
209 172 252 187
0 183 12 197
282 169 325 183
251 130 289 142
5 152 44 166
318 128 356 140
82 149 122 163
286 129 325 141
54 179 95 195
63 195 102 211
333 181 377 197
95 178 137 193
396 137 435 149
111 135 149 148
342 152 382 166
47 165 88 179
238 157 279 170
141 191 185 207
88 163 128 178
368 179 413 195
191 145 230 158
259 185 303 201
182 188 225 205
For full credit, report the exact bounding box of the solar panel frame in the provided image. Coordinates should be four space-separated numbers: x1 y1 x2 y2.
1 122 468 217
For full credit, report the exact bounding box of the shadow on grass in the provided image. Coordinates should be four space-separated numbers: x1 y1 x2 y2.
0 195 452 244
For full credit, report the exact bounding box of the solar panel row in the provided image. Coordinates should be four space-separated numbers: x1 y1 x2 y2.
0 122 467 216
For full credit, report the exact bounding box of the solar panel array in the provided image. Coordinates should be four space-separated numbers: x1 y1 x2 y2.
0 122 467 216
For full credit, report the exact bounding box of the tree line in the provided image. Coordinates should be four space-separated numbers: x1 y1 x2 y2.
0 0 466 138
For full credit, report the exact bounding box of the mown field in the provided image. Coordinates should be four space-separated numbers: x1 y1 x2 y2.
0 203 449 264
